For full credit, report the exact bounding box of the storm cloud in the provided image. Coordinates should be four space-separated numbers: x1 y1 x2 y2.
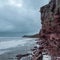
0 0 49 34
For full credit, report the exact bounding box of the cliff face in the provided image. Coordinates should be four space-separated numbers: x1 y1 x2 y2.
40 0 60 37
32 0 60 60
39 0 60 56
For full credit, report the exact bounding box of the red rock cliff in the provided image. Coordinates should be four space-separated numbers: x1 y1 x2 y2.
40 0 60 37
39 0 60 55
32 0 60 60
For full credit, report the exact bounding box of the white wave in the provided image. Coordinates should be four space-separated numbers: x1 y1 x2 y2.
0 38 36 50
0 37 37 55
0 40 26 50
43 55 51 60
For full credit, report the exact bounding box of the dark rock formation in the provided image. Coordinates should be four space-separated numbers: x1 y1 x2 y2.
16 53 30 60
32 0 60 60
23 34 40 38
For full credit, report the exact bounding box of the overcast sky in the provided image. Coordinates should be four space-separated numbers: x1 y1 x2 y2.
0 0 49 34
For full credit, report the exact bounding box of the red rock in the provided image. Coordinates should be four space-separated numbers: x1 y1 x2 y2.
32 0 60 60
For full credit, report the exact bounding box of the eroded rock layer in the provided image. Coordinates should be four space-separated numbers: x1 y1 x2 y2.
32 0 60 60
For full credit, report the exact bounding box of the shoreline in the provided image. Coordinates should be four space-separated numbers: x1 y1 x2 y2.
0 37 37 60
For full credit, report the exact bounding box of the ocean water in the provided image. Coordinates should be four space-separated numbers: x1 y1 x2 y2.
0 37 52 60
0 37 37 55
0 32 26 37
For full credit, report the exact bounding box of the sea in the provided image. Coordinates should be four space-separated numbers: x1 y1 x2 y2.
0 33 51 60
0 33 38 60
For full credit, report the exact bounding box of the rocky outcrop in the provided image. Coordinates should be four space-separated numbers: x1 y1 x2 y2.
32 0 60 60
40 0 60 37
23 34 40 38
16 53 30 60
39 0 60 51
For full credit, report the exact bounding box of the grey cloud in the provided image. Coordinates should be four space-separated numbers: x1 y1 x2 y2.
0 0 49 34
